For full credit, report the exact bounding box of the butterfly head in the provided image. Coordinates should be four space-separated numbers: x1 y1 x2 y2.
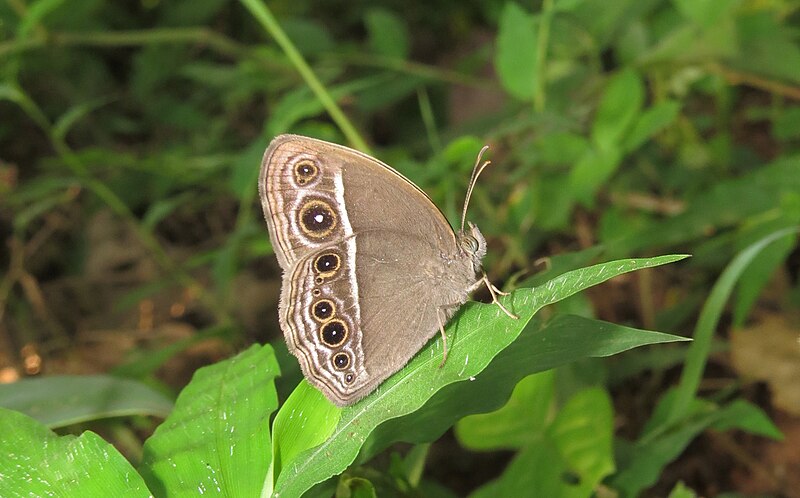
456 144 492 273
458 221 487 271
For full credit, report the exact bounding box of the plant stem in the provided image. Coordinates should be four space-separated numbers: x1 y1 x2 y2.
239 0 370 153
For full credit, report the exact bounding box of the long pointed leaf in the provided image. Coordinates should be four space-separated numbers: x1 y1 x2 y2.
273 255 688 496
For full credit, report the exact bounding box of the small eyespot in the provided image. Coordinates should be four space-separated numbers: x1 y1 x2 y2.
332 352 350 370
344 373 355 384
311 299 335 321
313 252 340 277
293 159 319 185
312 288 321 296
315 276 324 285
320 319 348 347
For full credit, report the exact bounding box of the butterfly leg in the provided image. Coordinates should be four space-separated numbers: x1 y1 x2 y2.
482 271 518 319
435 307 449 368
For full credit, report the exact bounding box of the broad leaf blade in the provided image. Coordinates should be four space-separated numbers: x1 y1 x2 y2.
469 437 566 498
495 2 538 101
591 68 643 150
140 344 279 497
455 370 555 450
0 375 173 428
613 393 780 497
0 408 151 497
469 388 614 498
548 388 615 498
273 255 688 496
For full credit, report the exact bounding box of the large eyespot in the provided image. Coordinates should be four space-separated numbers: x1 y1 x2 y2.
298 199 337 238
293 159 319 186
311 299 335 322
313 252 340 277
332 352 350 370
320 319 348 347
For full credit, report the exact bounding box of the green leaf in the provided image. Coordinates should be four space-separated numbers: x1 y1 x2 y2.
281 18 335 56
52 96 114 143
667 481 698 498
469 387 614 498
553 0 587 12
495 2 538 101
0 408 151 496
456 370 555 450
734 12 800 84
269 381 341 490
610 155 800 254
535 174 577 230
0 375 173 429
710 399 782 439
548 388 615 497
140 344 280 497
672 0 739 27
401 443 429 487
535 131 590 166
568 144 622 206
622 100 681 153
355 73 425 112
362 314 688 463
17 0 65 37
336 476 377 498
733 205 800 326
364 8 409 59
265 77 382 138
469 438 566 498
11 178 82 230
640 17 737 65
612 397 713 496
612 393 780 498
591 68 644 150
159 0 227 26
568 0 653 47
212 228 243 291
272 255 688 497
668 227 799 424
141 193 193 231
0 82 29 109
774 106 800 140
231 138 269 200
114 325 232 378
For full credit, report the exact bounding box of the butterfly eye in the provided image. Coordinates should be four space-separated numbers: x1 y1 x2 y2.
461 235 479 253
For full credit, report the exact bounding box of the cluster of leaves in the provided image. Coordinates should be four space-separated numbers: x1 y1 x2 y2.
1 0 799 496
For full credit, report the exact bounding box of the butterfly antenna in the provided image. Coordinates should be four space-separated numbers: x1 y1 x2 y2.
460 145 491 233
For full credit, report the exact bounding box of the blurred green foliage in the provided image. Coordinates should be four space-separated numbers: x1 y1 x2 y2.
1 0 799 496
